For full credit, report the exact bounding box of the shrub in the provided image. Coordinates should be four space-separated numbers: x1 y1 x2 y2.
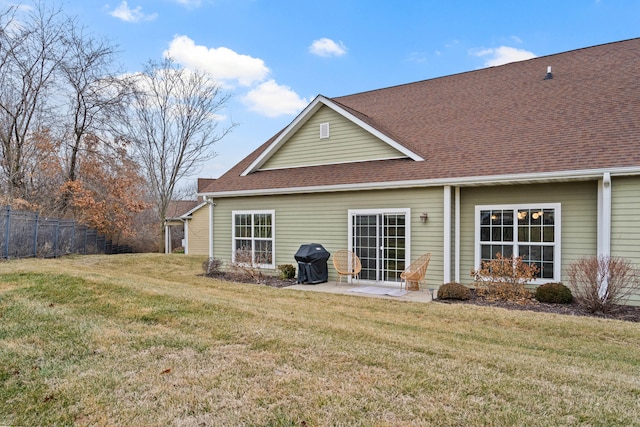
534 282 573 304
202 258 223 277
471 253 537 301
230 249 264 283
567 255 640 313
437 282 471 300
278 264 296 280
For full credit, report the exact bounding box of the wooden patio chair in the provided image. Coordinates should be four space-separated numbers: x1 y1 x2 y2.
332 249 362 285
400 253 431 291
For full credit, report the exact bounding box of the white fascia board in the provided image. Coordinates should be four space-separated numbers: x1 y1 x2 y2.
240 95 423 176
200 166 640 199
179 201 208 219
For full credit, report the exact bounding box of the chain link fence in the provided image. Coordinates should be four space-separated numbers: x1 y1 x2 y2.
0 206 131 259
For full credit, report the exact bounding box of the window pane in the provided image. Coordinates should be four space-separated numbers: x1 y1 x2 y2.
518 226 529 242
481 245 491 260
503 226 513 242
481 210 491 225
517 210 529 225
501 245 514 257
255 240 272 264
530 226 541 242
492 227 502 242
531 209 543 225
235 214 251 238
254 214 272 238
235 239 252 253
543 226 554 242
502 210 513 225
491 211 502 225
543 246 554 261
481 227 490 241
543 209 555 225
541 262 554 279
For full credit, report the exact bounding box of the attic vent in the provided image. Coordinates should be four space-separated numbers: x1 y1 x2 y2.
319 122 330 139
544 66 553 80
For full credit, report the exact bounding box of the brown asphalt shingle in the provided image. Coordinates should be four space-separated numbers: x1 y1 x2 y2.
202 38 640 195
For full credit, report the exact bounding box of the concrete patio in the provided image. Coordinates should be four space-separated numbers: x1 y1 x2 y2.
284 281 435 303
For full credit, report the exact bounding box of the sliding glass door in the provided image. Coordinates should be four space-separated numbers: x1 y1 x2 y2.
350 209 409 284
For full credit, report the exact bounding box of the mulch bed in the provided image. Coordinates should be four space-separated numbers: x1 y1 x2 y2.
205 272 640 323
434 289 640 323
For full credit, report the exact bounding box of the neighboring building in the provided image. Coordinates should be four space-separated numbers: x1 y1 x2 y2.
192 39 640 304
164 200 201 254
164 179 217 254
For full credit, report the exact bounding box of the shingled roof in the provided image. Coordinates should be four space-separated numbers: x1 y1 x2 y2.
165 200 200 219
201 38 640 196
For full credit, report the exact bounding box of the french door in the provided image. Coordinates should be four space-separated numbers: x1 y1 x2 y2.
349 209 410 284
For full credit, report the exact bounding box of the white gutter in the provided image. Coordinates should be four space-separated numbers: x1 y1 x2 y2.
199 166 640 199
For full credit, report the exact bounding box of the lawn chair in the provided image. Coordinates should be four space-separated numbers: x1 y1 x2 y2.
400 253 431 291
332 249 362 285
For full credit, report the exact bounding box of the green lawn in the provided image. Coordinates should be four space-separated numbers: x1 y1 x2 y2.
1 254 639 426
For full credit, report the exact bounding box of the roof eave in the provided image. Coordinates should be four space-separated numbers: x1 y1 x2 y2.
199 166 640 199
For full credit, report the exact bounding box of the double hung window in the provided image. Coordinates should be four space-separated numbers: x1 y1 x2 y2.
232 210 274 267
475 204 560 281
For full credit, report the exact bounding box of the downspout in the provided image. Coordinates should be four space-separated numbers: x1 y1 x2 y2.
455 187 461 283
206 198 216 259
183 218 189 255
597 172 612 298
164 220 171 254
443 186 451 283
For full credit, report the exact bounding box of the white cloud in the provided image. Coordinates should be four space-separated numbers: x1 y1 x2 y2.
175 0 202 7
242 80 308 118
309 38 347 57
165 36 308 118
474 46 536 67
109 1 158 22
165 35 270 87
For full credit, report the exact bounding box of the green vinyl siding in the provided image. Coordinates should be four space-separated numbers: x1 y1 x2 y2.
210 187 444 286
186 205 209 256
459 181 598 285
611 176 640 306
261 106 406 170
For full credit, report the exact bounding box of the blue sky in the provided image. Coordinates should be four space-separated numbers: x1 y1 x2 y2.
59 0 639 182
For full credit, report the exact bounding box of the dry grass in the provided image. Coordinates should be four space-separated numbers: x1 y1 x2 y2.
1 254 639 426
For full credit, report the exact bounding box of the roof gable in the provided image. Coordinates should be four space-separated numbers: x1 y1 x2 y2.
260 105 410 170
241 96 423 176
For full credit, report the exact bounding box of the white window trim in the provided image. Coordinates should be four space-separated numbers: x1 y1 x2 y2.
474 203 561 284
347 208 411 285
232 210 276 269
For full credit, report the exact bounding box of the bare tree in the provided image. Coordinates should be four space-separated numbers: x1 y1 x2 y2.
126 57 235 251
0 2 68 200
60 25 132 183
56 24 134 216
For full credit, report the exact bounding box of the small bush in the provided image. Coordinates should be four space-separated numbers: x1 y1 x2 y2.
202 258 223 277
437 282 471 300
535 282 573 304
231 249 264 283
471 253 536 301
278 264 296 280
568 255 640 313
